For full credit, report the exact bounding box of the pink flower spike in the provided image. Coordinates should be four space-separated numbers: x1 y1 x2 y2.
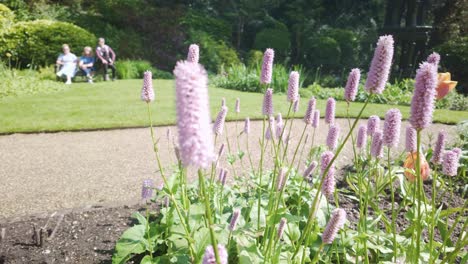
325 98 336 124
263 88 274 116
293 97 300 113
304 97 316 125
287 71 300 103
383 108 402 148
356 125 367 149
187 44 200 63
265 115 276 140
344 68 360 102
229 209 241 231
277 217 287 239
260 49 274 85
427 52 440 67
322 208 346 244
312 110 320 129
174 61 214 169
367 115 380 136
431 131 446 165
365 35 394 94
370 130 383 159
442 150 460 176
326 124 340 151
409 62 438 130
244 117 250 134
303 161 318 179
213 106 228 135
202 244 228 264
405 126 417 153
276 113 284 139
221 98 226 107
140 71 155 102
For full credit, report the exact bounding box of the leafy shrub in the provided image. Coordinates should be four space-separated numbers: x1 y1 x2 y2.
0 63 64 98
115 60 173 80
187 30 240 73
0 19 96 67
181 11 231 42
246 50 263 68
0 4 14 34
253 22 291 61
214 63 308 93
436 37 468 94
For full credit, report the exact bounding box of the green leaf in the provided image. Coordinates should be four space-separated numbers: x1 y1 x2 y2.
193 227 211 259
112 225 147 264
132 212 148 226
140 255 154 264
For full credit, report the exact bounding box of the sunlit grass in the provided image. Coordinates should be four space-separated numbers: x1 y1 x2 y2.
0 79 466 134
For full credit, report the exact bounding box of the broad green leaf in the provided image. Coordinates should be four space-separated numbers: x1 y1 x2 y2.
112 225 147 264
132 212 148 226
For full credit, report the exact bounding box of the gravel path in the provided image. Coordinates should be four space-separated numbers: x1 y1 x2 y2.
0 120 458 219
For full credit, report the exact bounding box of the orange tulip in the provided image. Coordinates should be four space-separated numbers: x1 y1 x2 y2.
436 72 457 100
404 152 431 182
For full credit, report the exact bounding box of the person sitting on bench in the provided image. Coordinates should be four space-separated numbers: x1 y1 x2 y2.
95 38 116 81
56 44 77 85
79 46 95 83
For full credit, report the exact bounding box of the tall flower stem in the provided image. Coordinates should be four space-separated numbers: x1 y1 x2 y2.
198 169 221 264
415 130 423 261
292 95 372 259
146 103 196 261
428 165 439 263
346 105 358 167
387 147 397 262
257 116 267 236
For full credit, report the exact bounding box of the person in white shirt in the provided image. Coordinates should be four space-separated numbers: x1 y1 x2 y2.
56 44 77 85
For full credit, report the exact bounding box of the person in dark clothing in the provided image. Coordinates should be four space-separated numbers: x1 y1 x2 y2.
95 38 116 81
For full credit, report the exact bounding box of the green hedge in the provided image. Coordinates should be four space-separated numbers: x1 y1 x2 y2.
115 60 172 80
254 22 290 61
436 37 468 94
0 4 14 34
0 19 96 67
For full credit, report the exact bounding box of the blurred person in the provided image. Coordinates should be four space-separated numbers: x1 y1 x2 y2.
79 46 95 83
95 37 116 81
56 44 77 85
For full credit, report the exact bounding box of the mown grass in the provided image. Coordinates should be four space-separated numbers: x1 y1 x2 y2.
0 79 466 134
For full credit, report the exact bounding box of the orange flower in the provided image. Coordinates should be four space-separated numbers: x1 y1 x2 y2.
404 152 430 182
436 72 457 100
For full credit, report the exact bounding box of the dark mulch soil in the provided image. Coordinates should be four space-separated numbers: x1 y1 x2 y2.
0 204 145 264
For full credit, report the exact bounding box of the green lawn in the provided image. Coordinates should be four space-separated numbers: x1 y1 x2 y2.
0 79 467 134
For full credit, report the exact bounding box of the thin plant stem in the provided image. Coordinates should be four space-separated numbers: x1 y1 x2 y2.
257 116 267 236
387 147 397 262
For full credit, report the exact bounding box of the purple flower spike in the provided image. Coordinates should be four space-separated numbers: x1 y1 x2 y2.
344 68 360 102
431 131 446 165
213 106 228 135
325 98 336 124
221 170 228 186
202 244 228 264
276 113 284 139
371 130 383 159
356 125 367 149
287 71 300 103
304 97 316 125
405 126 417 152
263 88 274 116
367 115 380 136
320 151 335 196
221 98 226 107
427 52 440 67
442 150 460 176
235 98 240 113
229 209 240 231
174 61 214 169
326 124 340 151
141 179 154 200
303 161 318 179
452 148 462 158
322 208 346 244
293 97 300 113
244 117 250 134
277 217 287 239
312 110 320 129
140 71 155 102
365 35 394 94
187 44 199 63
218 168 226 182
260 49 274 85
409 62 438 130
383 108 402 148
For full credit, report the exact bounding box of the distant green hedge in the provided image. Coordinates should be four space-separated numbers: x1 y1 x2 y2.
0 19 96 67
0 4 14 34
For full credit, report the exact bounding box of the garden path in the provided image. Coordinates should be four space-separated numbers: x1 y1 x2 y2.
0 119 458 219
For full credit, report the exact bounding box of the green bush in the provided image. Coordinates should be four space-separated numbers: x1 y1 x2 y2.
115 60 172 80
214 63 308 93
181 11 231 42
0 63 64 98
0 4 14 34
435 37 468 94
0 19 96 67
253 22 290 61
187 30 240 73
